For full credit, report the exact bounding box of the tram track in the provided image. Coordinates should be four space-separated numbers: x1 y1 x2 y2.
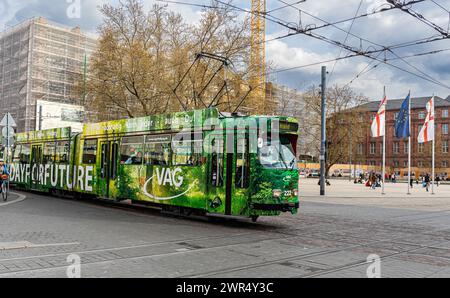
4 191 450 278
184 233 450 278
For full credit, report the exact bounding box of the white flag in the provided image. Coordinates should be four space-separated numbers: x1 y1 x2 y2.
418 97 435 143
371 96 387 138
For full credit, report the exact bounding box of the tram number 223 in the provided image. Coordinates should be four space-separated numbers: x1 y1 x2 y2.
220 283 274 294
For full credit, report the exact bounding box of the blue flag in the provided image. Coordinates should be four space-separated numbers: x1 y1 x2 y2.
395 94 410 138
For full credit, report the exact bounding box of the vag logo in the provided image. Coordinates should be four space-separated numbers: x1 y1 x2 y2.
156 168 184 187
143 167 194 201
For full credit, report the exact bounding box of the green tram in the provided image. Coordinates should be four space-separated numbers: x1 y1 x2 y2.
9 108 299 221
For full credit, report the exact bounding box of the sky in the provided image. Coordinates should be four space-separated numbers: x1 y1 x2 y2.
1 0 450 101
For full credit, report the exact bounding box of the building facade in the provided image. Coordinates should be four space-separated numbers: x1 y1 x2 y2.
0 17 96 133
356 96 450 177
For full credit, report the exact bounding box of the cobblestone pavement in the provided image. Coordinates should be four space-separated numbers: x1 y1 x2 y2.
0 186 449 278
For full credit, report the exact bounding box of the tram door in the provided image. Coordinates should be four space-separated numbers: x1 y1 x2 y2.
30 144 43 189
99 141 119 198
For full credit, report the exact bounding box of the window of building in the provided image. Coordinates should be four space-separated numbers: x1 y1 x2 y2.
370 143 376 155
120 136 144 165
369 161 376 166
443 110 449 119
418 161 424 168
55 141 70 163
144 134 171 166
82 139 97 164
404 141 409 154
418 111 425 120
43 142 56 163
443 140 449 154
394 112 399 120
172 132 203 166
442 161 448 168
442 124 449 135
393 161 399 167
418 143 424 153
403 161 408 167
357 143 363 155
393 142 399 154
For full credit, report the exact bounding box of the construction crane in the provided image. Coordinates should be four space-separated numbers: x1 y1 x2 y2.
249 0 266 114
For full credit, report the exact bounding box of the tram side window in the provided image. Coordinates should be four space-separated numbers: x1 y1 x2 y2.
120 136 144 165
43 142 56 163
56 141 70 163
144 135 171 166
236 138 250 188
210 138 224 187
172 133 203 166
82 139 97 164
13 145 22 162
19 144 31 164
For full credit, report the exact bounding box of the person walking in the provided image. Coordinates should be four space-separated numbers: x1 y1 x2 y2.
370 173 377 190
424 173 431 192
436 175 440 187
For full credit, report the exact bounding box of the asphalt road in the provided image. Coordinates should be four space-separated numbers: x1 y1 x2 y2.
0 184 449 278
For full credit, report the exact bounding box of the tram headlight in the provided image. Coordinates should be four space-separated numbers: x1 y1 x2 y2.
273 189 282 198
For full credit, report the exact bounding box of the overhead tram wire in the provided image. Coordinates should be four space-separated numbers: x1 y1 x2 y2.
268 46 450 76
160 0 449 61
387 0 449 36
217 0 450 89
274 0 448 55
430 0 450 13
159 0 400 56
343 51 385 87
344 46 450 86
267 0 307 14
272 0 450 88
161 0 449 89
328 0 364 82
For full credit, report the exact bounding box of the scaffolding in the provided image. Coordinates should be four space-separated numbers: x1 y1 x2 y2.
0 17 97 132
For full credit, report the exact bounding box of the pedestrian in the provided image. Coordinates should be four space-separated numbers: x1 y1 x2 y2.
436 176 440 187
370 173 377 190
410 177 414 188
424 173 431 192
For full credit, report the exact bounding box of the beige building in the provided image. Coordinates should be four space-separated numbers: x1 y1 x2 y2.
0 17 97 132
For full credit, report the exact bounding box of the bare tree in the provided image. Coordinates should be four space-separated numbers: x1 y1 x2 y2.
302 85 369 177
83 0 261 121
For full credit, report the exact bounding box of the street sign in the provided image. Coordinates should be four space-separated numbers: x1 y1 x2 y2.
2 127 15 138
0 113 17 127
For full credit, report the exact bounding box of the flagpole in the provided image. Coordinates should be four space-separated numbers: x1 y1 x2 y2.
432 96 435 195
408 91 411 195
382 86 386 195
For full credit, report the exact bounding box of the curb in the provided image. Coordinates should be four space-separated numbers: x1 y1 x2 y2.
0 192 27 207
